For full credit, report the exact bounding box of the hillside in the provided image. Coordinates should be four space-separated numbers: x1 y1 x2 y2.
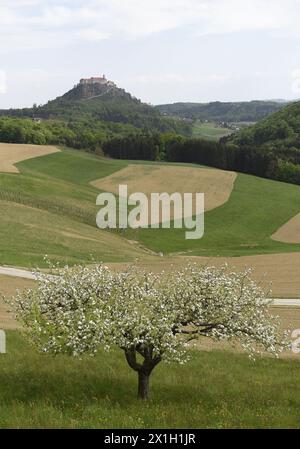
0 145 149 267
156 100 288 123
228 100 300 184
1 145 300 268
0 76 190 136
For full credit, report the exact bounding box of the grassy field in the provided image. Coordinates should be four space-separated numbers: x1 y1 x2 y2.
1 146 300 428
130 173 300 256
91 164 236 219
0 143 59 173
0 201 145 267
1 146 300 267
192 121 232 140
0 331 299 429
0 149 147 267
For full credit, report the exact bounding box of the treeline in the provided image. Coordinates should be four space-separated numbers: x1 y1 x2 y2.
0 116 136 150
3 110 300 186
103 134 162 160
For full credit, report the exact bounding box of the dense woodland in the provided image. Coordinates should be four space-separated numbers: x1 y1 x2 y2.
104 99 300 185
103 134 282 181
156 100 288 123
0 116 138 150
227 101 300 184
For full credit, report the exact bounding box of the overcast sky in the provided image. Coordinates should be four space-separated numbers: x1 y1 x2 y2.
1 0 300 108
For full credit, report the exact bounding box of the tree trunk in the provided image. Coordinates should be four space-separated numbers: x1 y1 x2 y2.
138 371 150 400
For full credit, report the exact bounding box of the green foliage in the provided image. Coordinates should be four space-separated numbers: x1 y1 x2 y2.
0 116 135 150
227 101 300 184
156 100 288 122
0 82 191 138
192 121 231 140
103 134 162 160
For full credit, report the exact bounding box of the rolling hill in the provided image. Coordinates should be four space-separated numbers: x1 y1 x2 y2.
0 145 150 267
1 144 300 269
0 76 190 136
156 100 289 123
228 100 300 184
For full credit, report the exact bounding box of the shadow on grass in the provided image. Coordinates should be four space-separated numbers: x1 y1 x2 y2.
1 333 300 427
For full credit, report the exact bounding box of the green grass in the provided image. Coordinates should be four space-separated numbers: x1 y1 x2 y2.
0 150 125 227
2 146 300 266
17 149 127 185
192 121 231 140
0 149 143 267
1 331 300 429
0 201 144 267
130 173 300 256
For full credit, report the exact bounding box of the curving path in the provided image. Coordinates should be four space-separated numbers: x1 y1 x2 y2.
0 266 37 280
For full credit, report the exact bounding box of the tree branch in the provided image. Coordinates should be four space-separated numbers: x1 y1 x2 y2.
124 349 142 372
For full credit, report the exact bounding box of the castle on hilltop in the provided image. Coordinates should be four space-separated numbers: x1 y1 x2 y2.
79 75 116 87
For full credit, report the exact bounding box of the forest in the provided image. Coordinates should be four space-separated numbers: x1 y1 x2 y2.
156 100 288 122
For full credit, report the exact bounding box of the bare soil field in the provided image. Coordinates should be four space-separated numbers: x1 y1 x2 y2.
192 306 300 359
0 143 60 173
91 164 236 223
272 212 300 243
0 275 35 329
108 252 300 298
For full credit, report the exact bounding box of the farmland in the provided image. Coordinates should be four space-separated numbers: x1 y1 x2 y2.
1 144 300 429
129 172 300 256
92 163 236 224
1 144 300 270
272 212 300 243
192 121 232 140
0 143 60 173
0 147 148 267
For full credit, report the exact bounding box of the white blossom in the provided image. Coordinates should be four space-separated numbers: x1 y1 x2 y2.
6 262 288 399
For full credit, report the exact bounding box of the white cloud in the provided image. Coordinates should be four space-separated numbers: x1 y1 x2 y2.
129 72 239 85
0 0 299 54
196 0 292 36
78 29 109 42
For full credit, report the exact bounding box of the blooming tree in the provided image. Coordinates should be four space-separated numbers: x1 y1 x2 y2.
9 264 287 400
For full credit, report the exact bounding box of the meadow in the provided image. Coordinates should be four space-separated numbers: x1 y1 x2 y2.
0 331 300 429
192 121 232 140
0 149 145 267
132 173 300 256
1 146 300 267
1 146 300 429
